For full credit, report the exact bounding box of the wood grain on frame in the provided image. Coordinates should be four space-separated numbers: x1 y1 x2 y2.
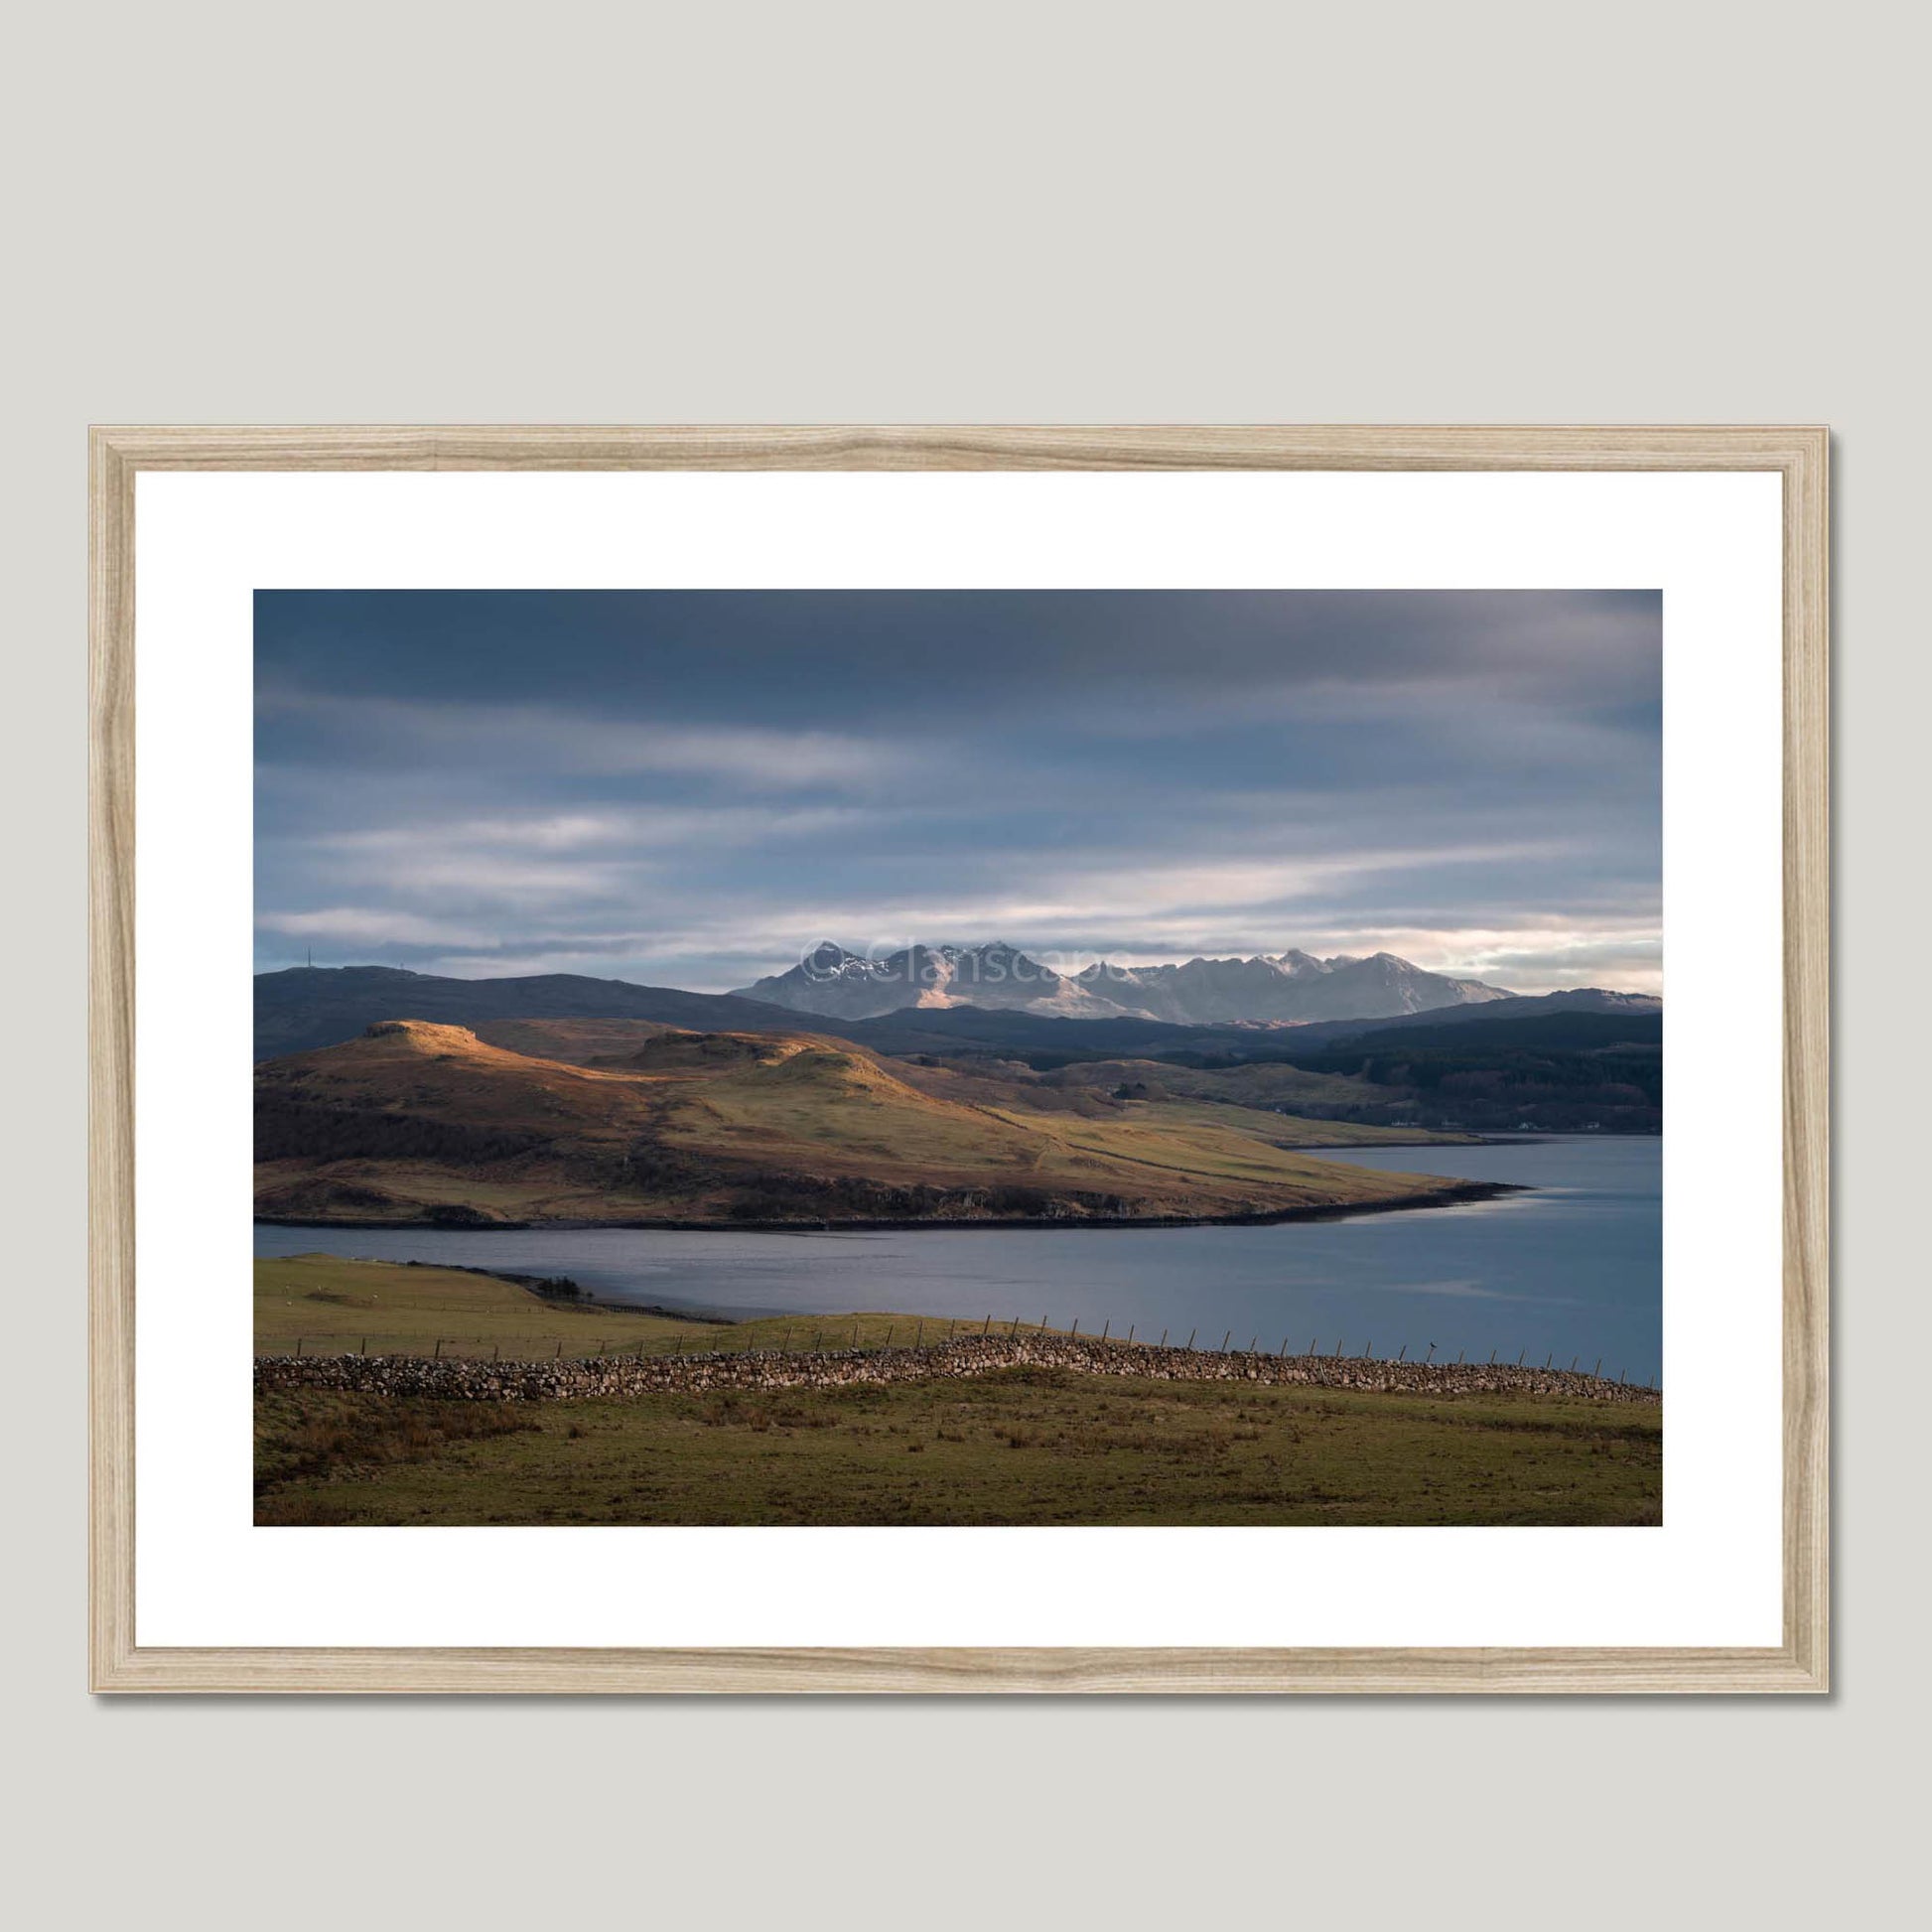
89 425 1829 1695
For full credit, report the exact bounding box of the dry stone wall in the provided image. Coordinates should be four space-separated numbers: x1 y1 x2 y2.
256 1334 1659 1406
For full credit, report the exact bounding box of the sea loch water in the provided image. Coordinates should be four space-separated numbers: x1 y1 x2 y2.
254 1136 1662 1382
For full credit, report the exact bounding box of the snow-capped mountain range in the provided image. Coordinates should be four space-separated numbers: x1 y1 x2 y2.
736 941 1516 1026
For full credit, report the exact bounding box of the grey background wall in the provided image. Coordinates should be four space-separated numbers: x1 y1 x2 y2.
5 3 1921 1925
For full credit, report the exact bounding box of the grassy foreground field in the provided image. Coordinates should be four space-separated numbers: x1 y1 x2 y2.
256 1253 1660 1526
255 1371 1661 1527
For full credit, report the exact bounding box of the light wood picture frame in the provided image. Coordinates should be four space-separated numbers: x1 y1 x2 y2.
89 425 1829 1694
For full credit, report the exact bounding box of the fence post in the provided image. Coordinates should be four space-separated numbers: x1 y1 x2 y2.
359 1336 367 1356
1160 1329 1169 1347
1248 1337 1257 1355
493 1342 501 1362
916 1320 923 1348
1220 1331 1231 1353
1397 1344 1406 1361
296 1336 304 1357
434 1338 443 1360
1185 1328 1196 1351
983 1314 992 1335
1071 1318 1079 1337
1101 1319 1109 1342
1592 1358 1601 1379
1126 1324 1135 1345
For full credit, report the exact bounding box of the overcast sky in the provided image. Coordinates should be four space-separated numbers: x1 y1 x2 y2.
255 589 1661 995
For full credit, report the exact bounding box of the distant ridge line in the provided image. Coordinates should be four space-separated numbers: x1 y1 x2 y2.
253 962 1658 1064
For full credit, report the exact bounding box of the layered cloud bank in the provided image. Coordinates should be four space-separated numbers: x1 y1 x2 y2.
255 590 1662 995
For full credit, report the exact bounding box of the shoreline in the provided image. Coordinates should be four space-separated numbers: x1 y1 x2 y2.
255 1176 1525 1237
391 1259 739 1324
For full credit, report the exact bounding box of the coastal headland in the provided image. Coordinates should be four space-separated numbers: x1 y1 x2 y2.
254 1017 1497 1230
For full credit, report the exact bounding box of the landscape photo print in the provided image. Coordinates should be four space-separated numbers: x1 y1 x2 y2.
252 588 1663 1529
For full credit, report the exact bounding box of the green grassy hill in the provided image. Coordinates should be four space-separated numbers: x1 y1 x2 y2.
255 1255 1057 1357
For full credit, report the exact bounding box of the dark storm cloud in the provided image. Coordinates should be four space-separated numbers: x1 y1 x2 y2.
255 591 1661 993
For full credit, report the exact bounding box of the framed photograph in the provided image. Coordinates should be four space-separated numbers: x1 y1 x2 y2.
90 425 1827 1693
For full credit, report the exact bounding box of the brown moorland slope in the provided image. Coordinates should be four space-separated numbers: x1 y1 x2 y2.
470 1016 676 1062
254 1018 1496 1228
467 1016 1468 1145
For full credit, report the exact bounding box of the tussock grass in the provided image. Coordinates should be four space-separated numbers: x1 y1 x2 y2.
254 1390 535 1523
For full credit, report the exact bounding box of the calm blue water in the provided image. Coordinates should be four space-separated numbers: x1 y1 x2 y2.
254 1137 1661 1382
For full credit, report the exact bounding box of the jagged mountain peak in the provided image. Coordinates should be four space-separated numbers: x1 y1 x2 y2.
738 941 1510 1026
